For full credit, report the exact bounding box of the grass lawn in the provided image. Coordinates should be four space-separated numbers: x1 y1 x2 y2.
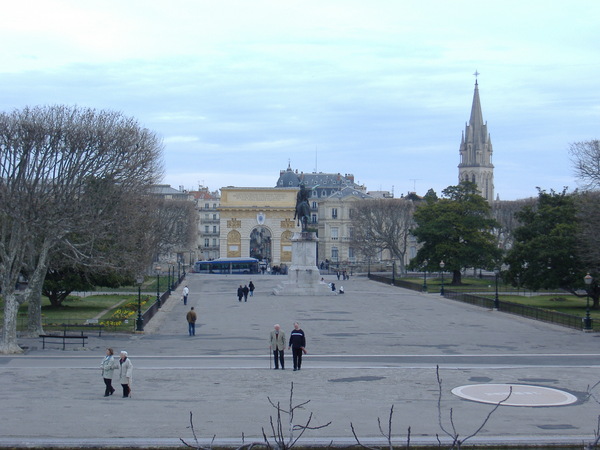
405 276 599 321
0 275 172 334
0 293 157 333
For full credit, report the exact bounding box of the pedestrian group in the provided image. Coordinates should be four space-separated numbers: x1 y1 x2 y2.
100 348 133 398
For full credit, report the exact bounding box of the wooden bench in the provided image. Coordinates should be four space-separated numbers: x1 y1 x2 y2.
39 332 88 350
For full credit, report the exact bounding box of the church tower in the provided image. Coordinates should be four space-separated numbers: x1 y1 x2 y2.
458 78 494 202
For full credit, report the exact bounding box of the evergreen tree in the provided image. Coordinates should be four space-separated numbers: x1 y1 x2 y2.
410 181 501 285
504 189 593 304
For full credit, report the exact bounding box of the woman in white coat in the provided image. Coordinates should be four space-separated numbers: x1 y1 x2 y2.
100 348 118 397
118 351 133 398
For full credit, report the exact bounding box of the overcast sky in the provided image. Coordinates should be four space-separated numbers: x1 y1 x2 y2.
2 1 599 200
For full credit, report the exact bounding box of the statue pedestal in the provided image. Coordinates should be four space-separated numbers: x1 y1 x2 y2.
273 232 334 296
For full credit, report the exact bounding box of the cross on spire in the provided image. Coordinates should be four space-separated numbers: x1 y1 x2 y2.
473 70 480 84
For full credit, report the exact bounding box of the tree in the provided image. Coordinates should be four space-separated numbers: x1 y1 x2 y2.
42 266 133 308
351 198 416 273
0 105 163 353
576 191 600 278
491 198 536 252
410 181 501 285
503 189 594 303
153 197 198 261
569 140 600 190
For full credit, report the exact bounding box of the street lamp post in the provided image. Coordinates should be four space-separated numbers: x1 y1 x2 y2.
136 275 144 332
155 266 162 308
439 261 445 296
167 266 172 293
178 261 181 283
584 273 593 331
494 268 500 310
422 260 428 292
392 260 396 285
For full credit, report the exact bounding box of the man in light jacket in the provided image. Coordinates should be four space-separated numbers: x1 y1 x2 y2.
269 324 286 370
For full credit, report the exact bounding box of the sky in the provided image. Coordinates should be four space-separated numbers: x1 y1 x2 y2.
1 1 599 200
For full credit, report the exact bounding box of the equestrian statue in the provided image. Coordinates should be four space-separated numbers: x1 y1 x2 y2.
294 184 311 231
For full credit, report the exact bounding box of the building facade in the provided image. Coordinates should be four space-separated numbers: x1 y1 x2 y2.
218 187 298 266
276 164 366 225
148 184 197 268
458 79 495 202
190 186 221 261
317 187 373 269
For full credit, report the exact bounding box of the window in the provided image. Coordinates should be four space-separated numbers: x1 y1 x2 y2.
348 227 354 239
213 214 217 220
331 247 338 260
312 201 317 209
349 247 355 258
213 225 217 233
205 225 209 233
212 238 217 246
331 208 338 219
349 208 355 219
205 203 209 209
331 227 338 241
204 238 209 247
311 214 317 223
213 203 217 208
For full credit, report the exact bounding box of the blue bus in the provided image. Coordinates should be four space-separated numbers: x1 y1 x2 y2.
194 257 260 274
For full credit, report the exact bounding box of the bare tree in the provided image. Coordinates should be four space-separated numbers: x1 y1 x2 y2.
153 197 198 260
570 140 600 191
181 382 331 450
351 366 510 450
0 105 163 353
490 198 535 252
351 198 415 273
436 366 511 449
351 405 411 449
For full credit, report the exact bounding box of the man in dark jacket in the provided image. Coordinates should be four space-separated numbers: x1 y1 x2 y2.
237 285 244 302
186 307 197 336
288 322 306 371
242 285 249 302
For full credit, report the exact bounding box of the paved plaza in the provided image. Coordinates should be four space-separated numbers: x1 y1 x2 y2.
2 273 600 448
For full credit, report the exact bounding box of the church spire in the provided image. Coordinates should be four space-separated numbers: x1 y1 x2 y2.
469 79 484 130
458 73 495 202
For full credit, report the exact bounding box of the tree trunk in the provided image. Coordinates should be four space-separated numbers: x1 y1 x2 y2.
26 290 45 337
0 293 24 354
451 269 462 285
25 242 51 337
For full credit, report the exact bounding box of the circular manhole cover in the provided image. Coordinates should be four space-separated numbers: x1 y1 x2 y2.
451 384 577 407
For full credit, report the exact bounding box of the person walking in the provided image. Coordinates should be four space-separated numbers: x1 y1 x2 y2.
288 322 306 371
100 348 118 397
182 285 189 305
186 307 197 336
242 285 249 302
237 285 244 302
119 351 133 398
269 324 286 370
249 281 255 297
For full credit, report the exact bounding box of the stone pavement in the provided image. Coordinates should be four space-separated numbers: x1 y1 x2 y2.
2 273 600 448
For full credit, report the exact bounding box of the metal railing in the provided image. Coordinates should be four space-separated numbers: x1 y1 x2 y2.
142 273 184 325
369 274 588 331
